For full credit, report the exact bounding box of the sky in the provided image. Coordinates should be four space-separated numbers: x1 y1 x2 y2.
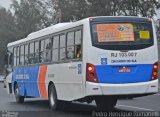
156 9 160 19
0 0 12 9
0 0 160 19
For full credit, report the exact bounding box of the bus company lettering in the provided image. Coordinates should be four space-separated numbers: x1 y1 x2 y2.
48 74 54 78
69 66 77 69
16 74 29 80
111 59 137 63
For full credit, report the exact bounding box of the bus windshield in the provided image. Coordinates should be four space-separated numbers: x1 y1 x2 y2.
91 21 154 50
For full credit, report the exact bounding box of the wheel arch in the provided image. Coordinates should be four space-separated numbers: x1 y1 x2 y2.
13 81 17 92
48 81 55 96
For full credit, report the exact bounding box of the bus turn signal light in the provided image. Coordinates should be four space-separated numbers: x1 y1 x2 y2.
153 72 157 76
86 63 98 83
151 62 158 80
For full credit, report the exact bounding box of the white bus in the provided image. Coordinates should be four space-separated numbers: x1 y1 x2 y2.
6 16 158 110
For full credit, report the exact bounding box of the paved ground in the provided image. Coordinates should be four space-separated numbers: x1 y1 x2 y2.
0 83 160 117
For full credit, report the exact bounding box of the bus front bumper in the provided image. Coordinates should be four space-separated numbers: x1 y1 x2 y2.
85 80 158 97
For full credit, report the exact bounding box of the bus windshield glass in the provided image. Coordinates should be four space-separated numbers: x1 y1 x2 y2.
91 21 154 50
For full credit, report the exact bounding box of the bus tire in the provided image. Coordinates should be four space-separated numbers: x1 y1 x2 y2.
49 84 62 110
95 97 117 111
14 84 24 103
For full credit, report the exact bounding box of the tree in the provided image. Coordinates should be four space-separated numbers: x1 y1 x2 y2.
67 0 89 21
118 0 160 17
11 0 46 38
0 8 17 73
87 0 113 16
86 0 160 17
36 0 89 23
28 0 55 26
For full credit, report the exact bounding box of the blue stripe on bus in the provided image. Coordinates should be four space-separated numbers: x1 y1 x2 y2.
95 64 153 83
12 66 40 97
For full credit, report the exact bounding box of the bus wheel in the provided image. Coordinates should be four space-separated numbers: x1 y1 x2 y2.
14 84 24 103
95 97 117 111
49 84 62 110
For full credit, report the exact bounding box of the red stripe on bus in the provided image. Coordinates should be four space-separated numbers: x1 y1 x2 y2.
38 65 48 98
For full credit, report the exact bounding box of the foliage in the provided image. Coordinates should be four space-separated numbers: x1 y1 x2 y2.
11 0 44 38
86 0 160 17
0 8 17 73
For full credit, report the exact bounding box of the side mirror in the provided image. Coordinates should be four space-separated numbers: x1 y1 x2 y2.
9 53 13 65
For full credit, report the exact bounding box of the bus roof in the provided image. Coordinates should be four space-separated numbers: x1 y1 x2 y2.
7 22 72 47
27 22 72 40
7 38 27 47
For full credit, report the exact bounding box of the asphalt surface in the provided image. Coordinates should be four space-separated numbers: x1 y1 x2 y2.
0 83 160 117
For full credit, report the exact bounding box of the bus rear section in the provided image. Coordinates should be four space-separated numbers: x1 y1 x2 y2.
84 17 158 110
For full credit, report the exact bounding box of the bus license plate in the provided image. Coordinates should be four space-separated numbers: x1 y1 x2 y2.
119 67 131 73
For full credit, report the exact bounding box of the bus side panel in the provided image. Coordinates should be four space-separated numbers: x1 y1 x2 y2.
12 67 25 96
46 62 84 101
38 65 48 98
12 65 48 98
23 66 40 97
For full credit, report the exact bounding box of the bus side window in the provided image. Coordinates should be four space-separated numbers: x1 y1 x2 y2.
52 36 59 62
75 30 82 59
16 47 20 66
40 40 45 63
76 45 81 59
35 41 39 63
67 31 74 59
60 34 66 60
29 42 35 64
13 48 17 66
24 44 29 65
44 38 52 62
20 45 24 65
